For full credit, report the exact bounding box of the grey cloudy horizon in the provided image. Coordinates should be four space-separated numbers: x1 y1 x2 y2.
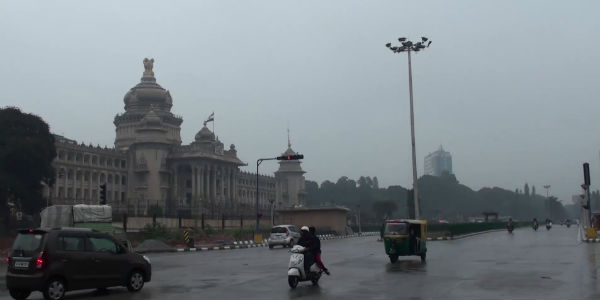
1 1 599 203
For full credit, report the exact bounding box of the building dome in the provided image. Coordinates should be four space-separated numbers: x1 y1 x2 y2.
195 125 215 142
123 58 173 112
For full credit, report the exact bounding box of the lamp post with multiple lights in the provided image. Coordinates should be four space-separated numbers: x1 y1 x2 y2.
386 36 431 220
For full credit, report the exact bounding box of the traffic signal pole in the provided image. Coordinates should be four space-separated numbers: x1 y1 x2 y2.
255 154 304 234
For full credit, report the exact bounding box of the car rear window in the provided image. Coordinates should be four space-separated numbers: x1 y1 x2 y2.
288 226 298 232
11 233 44 256
385 223 408 235
271 227 287 233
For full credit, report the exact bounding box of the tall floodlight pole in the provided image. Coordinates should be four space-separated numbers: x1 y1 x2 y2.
386 36 432 220
543 185 551 218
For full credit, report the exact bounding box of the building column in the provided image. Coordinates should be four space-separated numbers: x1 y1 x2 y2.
173 164 178 208
211 165 217 202
191 165 196 208
220 167 225 201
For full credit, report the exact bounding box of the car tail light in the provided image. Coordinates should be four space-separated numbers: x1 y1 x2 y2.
5 257 10 264
36 251 46 269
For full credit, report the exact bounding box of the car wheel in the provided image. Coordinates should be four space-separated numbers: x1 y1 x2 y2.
269 245 274 249
127 270 145 292
311 278 319 286
288 275 299 289
43 278 65 300
389 255 398 263
9 289 31 300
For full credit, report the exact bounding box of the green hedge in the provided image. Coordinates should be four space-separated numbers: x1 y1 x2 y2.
428 221 528 236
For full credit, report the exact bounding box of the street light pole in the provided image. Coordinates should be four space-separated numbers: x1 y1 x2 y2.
386 36 432 220
255 158 276 233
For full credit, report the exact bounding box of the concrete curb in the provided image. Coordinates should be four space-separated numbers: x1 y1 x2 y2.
136 232 379 254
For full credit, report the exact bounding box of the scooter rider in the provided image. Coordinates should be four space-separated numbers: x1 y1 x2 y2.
297 226 317 273
532 218 539 228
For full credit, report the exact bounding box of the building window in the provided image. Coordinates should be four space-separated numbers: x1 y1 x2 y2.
114 191 119 203
84 155 90 164
121 192 126 202
99 157 105 166
58 151 65 160
115 175 119 185
92 189 97 200
84 189 89 200
84 171 90 182
122 176 126 185
107 158 112 167
58 187 65 198
108 174 113 184
67 152 74 161
76 153 82 162
67 188 73 198
121 160 126 168
186 193 191 204
92 156 98 165
67 169 73 180
92 172 98 183
100 173 106 183
186 180 192 189
76 188 81 199
107 190 112 201
76 171 82 181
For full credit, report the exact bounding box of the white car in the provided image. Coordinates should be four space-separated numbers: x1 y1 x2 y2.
268 225 301 249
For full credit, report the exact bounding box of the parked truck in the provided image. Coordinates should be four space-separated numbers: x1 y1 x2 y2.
40 204 132 250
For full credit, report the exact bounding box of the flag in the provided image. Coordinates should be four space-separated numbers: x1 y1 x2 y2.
204 112 214 125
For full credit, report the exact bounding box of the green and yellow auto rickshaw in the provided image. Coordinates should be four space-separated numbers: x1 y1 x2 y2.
383 219 427 263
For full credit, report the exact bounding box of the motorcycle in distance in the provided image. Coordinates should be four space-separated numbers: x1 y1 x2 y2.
532 218 539 231
546 220 552 231
507 222 515 234
287 245 323 288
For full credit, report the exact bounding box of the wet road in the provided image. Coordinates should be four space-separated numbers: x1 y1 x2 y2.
2 225 598 300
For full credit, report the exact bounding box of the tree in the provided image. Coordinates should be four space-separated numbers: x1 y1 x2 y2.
372 200 398 220
531 185 536 198
524 183 530 198
372 177 379 189
0 107 56 215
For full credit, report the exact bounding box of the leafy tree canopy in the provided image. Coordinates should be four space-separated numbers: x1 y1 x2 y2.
0 107 56 214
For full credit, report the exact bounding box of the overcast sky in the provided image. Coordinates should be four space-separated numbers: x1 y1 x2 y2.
1 1 599 203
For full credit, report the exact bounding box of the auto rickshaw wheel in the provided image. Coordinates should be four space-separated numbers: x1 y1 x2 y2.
389 255 398 263
420 252 426 263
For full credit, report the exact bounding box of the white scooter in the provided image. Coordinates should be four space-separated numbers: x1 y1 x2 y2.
287 245 322 288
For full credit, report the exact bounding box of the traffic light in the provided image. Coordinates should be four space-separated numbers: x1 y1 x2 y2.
99 184 107 205
276 154 304 160
584 163 591 186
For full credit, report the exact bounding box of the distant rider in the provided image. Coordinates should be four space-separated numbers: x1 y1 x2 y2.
309 226 330 275
532 218 538 228
507 218 515 230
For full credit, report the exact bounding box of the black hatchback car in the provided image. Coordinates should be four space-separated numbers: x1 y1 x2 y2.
6 228 151 300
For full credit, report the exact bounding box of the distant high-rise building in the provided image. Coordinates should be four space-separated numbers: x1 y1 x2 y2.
424 146 453 176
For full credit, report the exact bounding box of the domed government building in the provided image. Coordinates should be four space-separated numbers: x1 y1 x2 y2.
43 59 306 219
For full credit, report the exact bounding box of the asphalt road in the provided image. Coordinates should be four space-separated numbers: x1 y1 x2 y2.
1 225 597 300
